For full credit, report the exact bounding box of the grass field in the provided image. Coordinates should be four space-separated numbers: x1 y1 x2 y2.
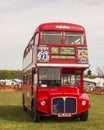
0 91 104 130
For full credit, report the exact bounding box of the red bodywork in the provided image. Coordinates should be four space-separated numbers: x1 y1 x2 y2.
22 22 90 121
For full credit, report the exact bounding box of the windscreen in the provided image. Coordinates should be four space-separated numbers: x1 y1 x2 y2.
39 68 60 87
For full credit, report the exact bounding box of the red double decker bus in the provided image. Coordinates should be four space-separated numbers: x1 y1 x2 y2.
22 22 90 122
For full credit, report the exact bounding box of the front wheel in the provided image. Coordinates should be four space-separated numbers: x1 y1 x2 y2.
32 104 40 122
79 110 89 121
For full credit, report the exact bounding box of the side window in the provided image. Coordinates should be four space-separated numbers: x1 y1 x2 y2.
34 74 37 85
32 68 37 85
23 73 32 86
35 33 39 45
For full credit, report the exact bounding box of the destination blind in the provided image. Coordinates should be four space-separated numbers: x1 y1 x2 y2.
51 46 75 59
60 47 75 55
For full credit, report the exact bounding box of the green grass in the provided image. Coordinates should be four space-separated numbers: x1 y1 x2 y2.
0 91 104 130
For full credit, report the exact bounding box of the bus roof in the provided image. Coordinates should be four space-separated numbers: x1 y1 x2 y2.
37 22 85 32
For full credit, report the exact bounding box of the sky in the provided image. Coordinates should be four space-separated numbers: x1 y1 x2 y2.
0 0 104 74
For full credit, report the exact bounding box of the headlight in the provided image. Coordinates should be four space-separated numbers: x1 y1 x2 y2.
82 100 86 106
40 100 46 106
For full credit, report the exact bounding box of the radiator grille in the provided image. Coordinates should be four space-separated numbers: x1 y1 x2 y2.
52 97 76 114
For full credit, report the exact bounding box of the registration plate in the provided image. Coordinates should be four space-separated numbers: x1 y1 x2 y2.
58 113 72 117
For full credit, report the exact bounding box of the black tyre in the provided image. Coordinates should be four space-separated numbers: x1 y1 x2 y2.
32 104 40 122
80 110 88 121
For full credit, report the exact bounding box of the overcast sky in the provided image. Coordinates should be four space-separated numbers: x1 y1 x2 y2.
0 0 104 74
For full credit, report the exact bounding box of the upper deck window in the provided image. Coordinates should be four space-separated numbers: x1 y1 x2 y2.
64 32 84 44
41 31 62 44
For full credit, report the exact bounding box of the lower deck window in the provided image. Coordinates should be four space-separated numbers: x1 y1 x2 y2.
61 74 80 86
39 68 60 87
39 68 81 87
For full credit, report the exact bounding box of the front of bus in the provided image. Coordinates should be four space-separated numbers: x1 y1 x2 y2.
34 22 90 121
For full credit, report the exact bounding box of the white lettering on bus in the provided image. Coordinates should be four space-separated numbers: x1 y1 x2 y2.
56 25 70 29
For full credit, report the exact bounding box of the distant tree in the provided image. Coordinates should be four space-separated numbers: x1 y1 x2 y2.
84 69 97 79
0 70 5 79
96 66 104 78
0 70 22 80
87 69 91 76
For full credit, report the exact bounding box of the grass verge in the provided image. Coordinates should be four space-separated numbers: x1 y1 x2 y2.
0 91 104 130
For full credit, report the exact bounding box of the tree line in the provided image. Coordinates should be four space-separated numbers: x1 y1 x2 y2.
96 66 104 78
0 70 22 80
85 65 104 79
0 66 103 80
